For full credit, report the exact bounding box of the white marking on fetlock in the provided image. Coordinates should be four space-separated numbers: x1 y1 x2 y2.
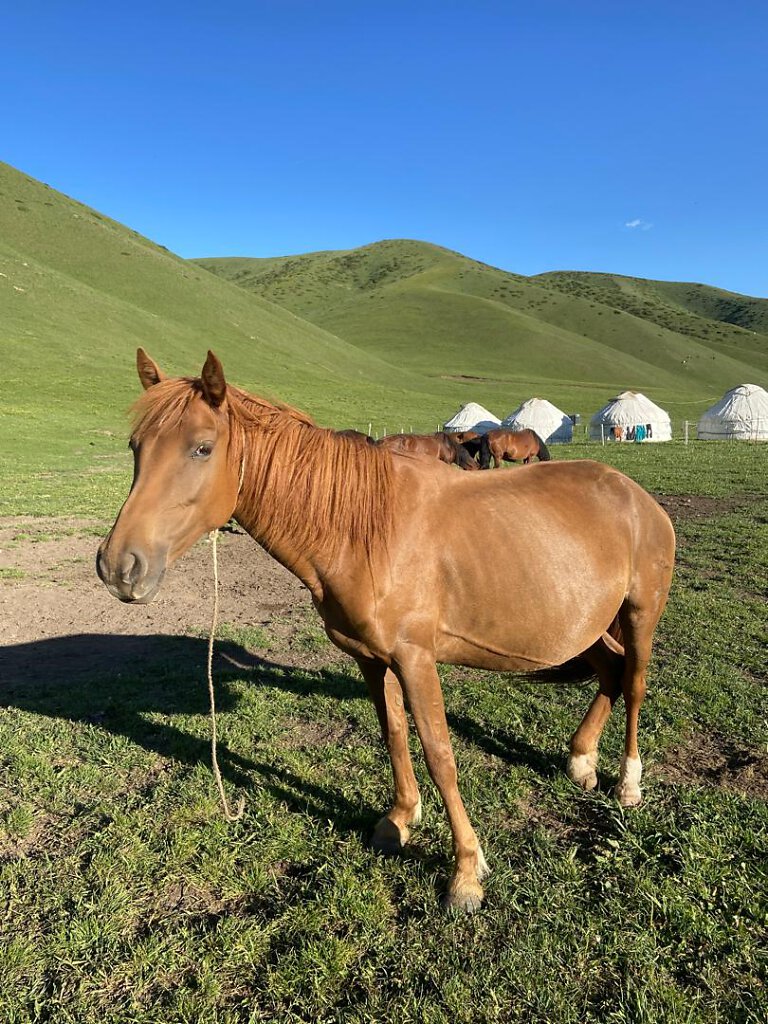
409 797 422 826
615 755 643 806
476 844 490 881
567 751 598 790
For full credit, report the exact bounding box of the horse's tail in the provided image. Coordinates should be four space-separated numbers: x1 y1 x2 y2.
535 432 551 461
479 433 492 469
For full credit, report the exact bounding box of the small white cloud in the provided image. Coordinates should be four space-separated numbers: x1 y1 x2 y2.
625 218 653 231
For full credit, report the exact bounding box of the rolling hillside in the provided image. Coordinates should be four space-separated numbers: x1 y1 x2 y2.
0 165 489 512
0 165 448 426
196 241 768 420
3 158 767 515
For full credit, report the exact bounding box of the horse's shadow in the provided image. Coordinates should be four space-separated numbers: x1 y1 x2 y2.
0 633 576 838
1 632 380 831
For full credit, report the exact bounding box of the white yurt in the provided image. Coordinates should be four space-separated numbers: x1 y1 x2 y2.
697 384 768 440
501 397 573 444
589 391 672 442
443 402 501 434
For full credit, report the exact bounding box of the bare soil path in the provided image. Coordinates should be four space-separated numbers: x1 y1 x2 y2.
0 518 313 685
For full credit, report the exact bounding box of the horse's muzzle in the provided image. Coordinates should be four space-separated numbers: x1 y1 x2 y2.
96 543 166 604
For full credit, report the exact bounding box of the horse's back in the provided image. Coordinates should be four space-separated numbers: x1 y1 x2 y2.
451 459 668 533
379 458 674 669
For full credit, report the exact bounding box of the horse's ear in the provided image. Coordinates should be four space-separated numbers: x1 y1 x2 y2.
200 350 227 407
136 348 166 390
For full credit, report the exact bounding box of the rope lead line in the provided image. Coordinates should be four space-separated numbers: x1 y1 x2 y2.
207 528 245 822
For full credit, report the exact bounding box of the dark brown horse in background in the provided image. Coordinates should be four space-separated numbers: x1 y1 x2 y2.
377 431 479 470
480 428 550 468
97 350 675 912
444 430 483 464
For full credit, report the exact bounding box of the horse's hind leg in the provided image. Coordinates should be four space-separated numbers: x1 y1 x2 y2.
567 634 624 791
356 657 422 852
614 599 661 807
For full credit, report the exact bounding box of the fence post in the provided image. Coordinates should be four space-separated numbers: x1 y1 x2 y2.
684 420 689 445
601 423 605 446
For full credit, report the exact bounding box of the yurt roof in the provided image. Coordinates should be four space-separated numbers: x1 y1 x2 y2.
501 397 570 425
697 384 768 439
444 402 501 433
700 383 768 418
501 397 573 442
591 390 670 425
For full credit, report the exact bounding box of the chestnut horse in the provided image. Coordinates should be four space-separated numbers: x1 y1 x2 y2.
377 431 479 471
480 428 550 468
97 350 675 912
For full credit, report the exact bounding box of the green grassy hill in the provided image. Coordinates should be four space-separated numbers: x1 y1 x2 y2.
197 241 768 421
535 271 768 369
0 166 491 513
3 158 767 516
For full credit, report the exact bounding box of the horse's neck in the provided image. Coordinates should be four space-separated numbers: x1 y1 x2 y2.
230 419 364 602
234 504 327 600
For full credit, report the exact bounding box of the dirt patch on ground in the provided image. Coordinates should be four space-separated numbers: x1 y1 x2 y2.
653 493 759 520
0 517 313 685
655 731 768 799
278 716 362 750
440 373 501 383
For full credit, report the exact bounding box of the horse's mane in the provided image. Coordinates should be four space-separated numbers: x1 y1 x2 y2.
131 377 393 559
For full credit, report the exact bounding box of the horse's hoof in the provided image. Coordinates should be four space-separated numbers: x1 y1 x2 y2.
443 883 484 914
615 785 642 808
567 752 598 791
370 816 408 855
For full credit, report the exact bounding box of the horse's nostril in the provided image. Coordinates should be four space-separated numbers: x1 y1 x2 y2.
120 550 149 587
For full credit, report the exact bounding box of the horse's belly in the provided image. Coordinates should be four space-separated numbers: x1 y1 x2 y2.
434 523 629 669
434 610 614 670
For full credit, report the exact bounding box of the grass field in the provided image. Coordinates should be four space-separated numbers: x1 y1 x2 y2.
2 442 766 1023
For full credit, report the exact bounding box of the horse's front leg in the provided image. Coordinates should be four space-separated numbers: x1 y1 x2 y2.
393 647 489 912
355 657 422 853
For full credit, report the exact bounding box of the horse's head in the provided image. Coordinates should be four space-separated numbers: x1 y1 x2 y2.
97 349 241 603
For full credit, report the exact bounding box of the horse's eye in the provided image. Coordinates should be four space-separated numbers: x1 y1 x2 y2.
193 443 213 459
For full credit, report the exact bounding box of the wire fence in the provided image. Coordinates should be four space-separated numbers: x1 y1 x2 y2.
349 420 768 444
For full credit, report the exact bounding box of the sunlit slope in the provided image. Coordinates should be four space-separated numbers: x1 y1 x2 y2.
535 271 768 373
0 164 452 456
198 240 768 418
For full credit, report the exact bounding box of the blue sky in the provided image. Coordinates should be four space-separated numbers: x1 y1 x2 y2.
2 1 767 295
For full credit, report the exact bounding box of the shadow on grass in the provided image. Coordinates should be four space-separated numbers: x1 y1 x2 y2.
0 632 583 840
